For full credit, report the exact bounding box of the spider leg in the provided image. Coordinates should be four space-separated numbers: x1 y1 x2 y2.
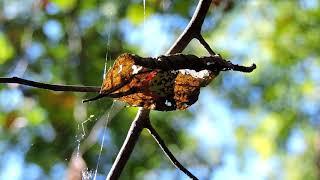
83 68 153 103
82 94 108 103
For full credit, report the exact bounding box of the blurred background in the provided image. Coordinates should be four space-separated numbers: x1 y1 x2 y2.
0 0 319 179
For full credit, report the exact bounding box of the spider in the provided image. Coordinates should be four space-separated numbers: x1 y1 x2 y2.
83 53 256 111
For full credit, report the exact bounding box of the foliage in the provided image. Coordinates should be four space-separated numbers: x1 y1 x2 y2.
0 0 319 179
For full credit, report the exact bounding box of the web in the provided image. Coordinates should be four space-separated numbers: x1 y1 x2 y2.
74 4 116 180
74 101 126 180
73 1 149 179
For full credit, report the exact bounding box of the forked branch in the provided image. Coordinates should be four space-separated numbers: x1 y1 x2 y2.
167 0 213 54
106 109 150 180
145 122 198 180
196 34 216 55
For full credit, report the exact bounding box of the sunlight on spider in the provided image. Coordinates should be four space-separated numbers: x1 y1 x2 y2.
132 64 143 74
179 69 211 79
118 64 123 73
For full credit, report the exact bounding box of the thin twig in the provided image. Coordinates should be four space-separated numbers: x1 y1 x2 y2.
0 77 100 92
145 122 198 180
196 34 216 55
106 109 150 180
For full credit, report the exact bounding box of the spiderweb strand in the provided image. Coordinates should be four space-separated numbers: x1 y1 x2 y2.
93 102 115 180
87 14 115 179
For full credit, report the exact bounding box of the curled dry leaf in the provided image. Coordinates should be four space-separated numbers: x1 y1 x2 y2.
99 53 219 111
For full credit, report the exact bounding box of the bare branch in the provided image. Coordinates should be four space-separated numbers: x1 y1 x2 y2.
0 77 100 92
106 109 150 180
145 123 198 180
196 34 216 55
167 0 212 54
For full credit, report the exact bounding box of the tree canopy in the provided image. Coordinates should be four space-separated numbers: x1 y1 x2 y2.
0 0 319 179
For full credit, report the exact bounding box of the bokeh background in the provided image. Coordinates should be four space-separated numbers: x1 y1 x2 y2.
0 0 320 179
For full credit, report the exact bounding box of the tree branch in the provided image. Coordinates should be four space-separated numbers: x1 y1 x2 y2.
106 109 150 180
145 122 198 180
167 0 212 54
0 77 100 92
196 34 216 55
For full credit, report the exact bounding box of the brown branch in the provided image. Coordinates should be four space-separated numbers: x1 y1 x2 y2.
0 77 100 92
196 34 216 55
106 109 150 180
145 122 198 180
167 0 212 54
